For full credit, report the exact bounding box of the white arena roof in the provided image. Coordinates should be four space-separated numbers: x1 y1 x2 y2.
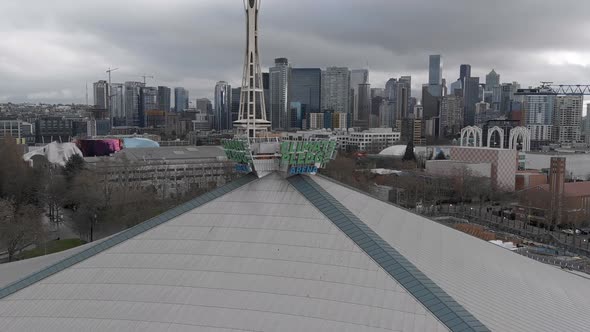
1 173 589 331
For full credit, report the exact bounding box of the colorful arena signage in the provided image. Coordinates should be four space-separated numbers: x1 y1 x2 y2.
280 140 337 167
221 139 252 164
289 165 318 175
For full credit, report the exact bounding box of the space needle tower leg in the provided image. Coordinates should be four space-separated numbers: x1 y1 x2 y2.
234 0 271 139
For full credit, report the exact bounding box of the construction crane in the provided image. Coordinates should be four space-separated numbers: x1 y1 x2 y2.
140 74 154 84
106 67 119 85
105 67 119 127
515 82 590 95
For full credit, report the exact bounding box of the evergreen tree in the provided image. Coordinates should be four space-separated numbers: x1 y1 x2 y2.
402 141 416 161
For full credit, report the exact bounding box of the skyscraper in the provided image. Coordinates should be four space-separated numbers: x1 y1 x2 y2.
124 81 145 127
449 79 462 96
214 81 232 131
396 76 411 121
355 83 371 129
157 86 171 112
174 87 189 112
93 80 108 109
421 84 441 121
196 98 213 114
109 83 125 126
269 58 291 130
485 69 500 92
460 64 471 82
385 78 397 100
321 67 350 114
463 76 480 126
429 55 442 86
263 72 270 121
350 69 369 121
139 87 158 128
290 68 321 114
231 87 241 123
234 0 270 137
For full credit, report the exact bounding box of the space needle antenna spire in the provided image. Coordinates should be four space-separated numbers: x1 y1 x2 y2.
234 0 271 138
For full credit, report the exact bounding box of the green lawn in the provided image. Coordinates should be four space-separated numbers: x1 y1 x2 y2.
18 239 86 260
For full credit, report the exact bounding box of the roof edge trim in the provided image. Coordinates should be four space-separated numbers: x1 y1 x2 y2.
289 175 490 332
0 174 258 300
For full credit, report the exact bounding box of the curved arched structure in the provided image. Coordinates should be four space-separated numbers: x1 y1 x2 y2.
487 126 505 148
460 126 483 147
509 126 531 152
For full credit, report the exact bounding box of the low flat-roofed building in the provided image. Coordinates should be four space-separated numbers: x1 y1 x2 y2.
426 159 492 178
85 146 236 197
451 146 517 191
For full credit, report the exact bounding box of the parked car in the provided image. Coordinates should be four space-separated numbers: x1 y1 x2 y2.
561 229 581 235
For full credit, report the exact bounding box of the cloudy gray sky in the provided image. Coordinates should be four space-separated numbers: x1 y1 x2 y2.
2 0 590 105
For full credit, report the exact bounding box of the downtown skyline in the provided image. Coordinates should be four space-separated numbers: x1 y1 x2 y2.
2 0 590 104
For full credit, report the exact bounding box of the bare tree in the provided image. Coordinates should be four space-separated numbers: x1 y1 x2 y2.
42 168 68 237
68 170 104 242
0 198 44 262
321 155 356 183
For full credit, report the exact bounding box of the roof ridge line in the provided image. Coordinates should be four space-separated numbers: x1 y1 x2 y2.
0 174 258 300
289 175 490 332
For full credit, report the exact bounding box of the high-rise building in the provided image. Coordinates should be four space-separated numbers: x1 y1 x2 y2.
498 83 514 114
214 81 232 131
231 87 241 123
585 104 590 143
421 85 441 121
196 98 213 114
93 80 108 109
196 98 213 129
350 69 369 121
523 94 555 125
395 77 411 123
157 86 171 112
289 102 305 130
459 64 471 82
110 83 125 126
485 69 500 92
440 95 463 136
449 79 462 96
139 87 158 127
429 55 442 85
554 95 582 143
263 72 270 122
269 58 291 130
174 87 189 112
290 68 321 115
124 81 145 127
321 67 350 114
385 78 397 100
371 88 384 99
428 55 442 95
463 76 480 126
355 83 371 129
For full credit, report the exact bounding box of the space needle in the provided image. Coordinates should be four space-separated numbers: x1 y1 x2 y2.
233 0 271 138
223 0 337 178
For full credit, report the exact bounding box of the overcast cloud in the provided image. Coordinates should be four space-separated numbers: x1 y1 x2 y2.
2 0 590 104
